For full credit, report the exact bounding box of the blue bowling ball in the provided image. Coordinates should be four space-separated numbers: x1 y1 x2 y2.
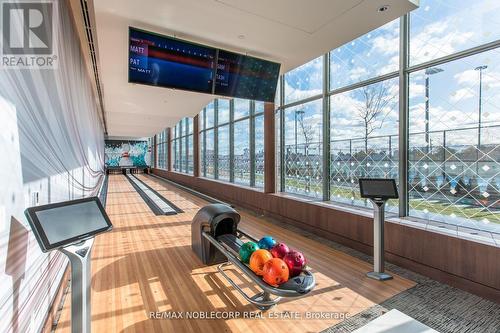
258 236 276 250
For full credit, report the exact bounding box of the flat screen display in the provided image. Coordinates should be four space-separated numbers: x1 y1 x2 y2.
25 197 112 252
128 27 216 93
214 50 280 102
359 178 399 199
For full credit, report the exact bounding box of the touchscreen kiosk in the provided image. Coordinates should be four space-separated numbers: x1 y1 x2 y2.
359 178 398 200
25 197 112 252
25 197 112 333
358 178 398 281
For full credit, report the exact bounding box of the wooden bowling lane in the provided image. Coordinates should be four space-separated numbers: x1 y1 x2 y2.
54 174 415 333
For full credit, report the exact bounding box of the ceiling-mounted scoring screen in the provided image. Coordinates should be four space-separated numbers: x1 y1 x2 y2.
214 50 280 102
128 27 216 93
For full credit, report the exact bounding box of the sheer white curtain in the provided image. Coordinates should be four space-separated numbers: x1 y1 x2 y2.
0 1 104 332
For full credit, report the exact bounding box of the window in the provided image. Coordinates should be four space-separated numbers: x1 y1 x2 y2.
234 119 250 185
234 98 250 120
283 99 323 198
155 129 168 169
205 129 215 178
199 98 265 188
273 0 500 238
218 125 230 180
408 49 500 226
206 102 215 128
218 99 230 125
330 78 399 210
284 56 323 105
255 113 265 188
172 117 193 174
200 128 205 175
275 109 281 192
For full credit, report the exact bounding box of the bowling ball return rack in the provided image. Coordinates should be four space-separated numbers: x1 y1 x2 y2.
192 204 315 310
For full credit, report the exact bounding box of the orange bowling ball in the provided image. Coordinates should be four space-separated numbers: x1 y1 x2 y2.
249 249 273 276
263 258 289 286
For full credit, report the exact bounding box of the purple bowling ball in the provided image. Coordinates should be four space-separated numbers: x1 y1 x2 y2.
283 250 306 277
270 242 290 259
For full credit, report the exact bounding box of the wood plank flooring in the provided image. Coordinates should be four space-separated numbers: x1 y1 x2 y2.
55 175 415 333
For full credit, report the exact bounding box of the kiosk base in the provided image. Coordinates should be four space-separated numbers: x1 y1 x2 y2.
367 271 393 281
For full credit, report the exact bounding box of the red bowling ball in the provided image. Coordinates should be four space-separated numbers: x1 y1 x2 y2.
270 242 289 259
283 250 306 277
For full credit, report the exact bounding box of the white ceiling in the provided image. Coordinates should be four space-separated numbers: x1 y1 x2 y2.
93 0 418 137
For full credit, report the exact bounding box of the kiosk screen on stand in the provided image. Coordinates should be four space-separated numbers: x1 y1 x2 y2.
358 178 399 199
25 197 112 252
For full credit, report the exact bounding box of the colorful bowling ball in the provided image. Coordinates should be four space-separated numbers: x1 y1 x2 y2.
270 242 290 259
263 258 289 286
258 236 276 250
239 242 260 263
249 249 273 276
283 250 306 277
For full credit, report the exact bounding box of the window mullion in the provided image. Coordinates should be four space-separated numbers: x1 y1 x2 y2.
322 53 331 201
399 14 410 217
250 100 256 186
214 100 219 179
229 99 235 183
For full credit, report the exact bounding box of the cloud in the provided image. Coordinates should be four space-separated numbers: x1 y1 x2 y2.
348 66 368 81
371 35 399 56
410 19 474 64
449 88 474 103
409 82 425 98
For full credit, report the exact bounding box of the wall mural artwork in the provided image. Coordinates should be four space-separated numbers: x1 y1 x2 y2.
105 140 151 167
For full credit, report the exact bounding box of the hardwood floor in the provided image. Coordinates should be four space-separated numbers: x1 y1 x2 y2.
55 175 415 333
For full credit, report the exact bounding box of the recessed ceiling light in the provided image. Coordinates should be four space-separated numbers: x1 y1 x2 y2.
237 34 245 39
378 5 390 12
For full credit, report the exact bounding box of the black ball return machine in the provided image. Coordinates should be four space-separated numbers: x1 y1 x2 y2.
192 204 315 310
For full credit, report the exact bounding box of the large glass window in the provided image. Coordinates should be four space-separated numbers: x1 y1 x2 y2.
273 0 500 239
200 128 205 175
408 49 500 227
330 78 399 210
218 125 230 181
283 99 323 198
172 118 193 174
205 129 215 178
155 129 168 169
218 99 230 124
284 56 323 105
234 98 250 120
255 114 265 188
206 102 215 128
199 98 265 188
234 119 250 185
